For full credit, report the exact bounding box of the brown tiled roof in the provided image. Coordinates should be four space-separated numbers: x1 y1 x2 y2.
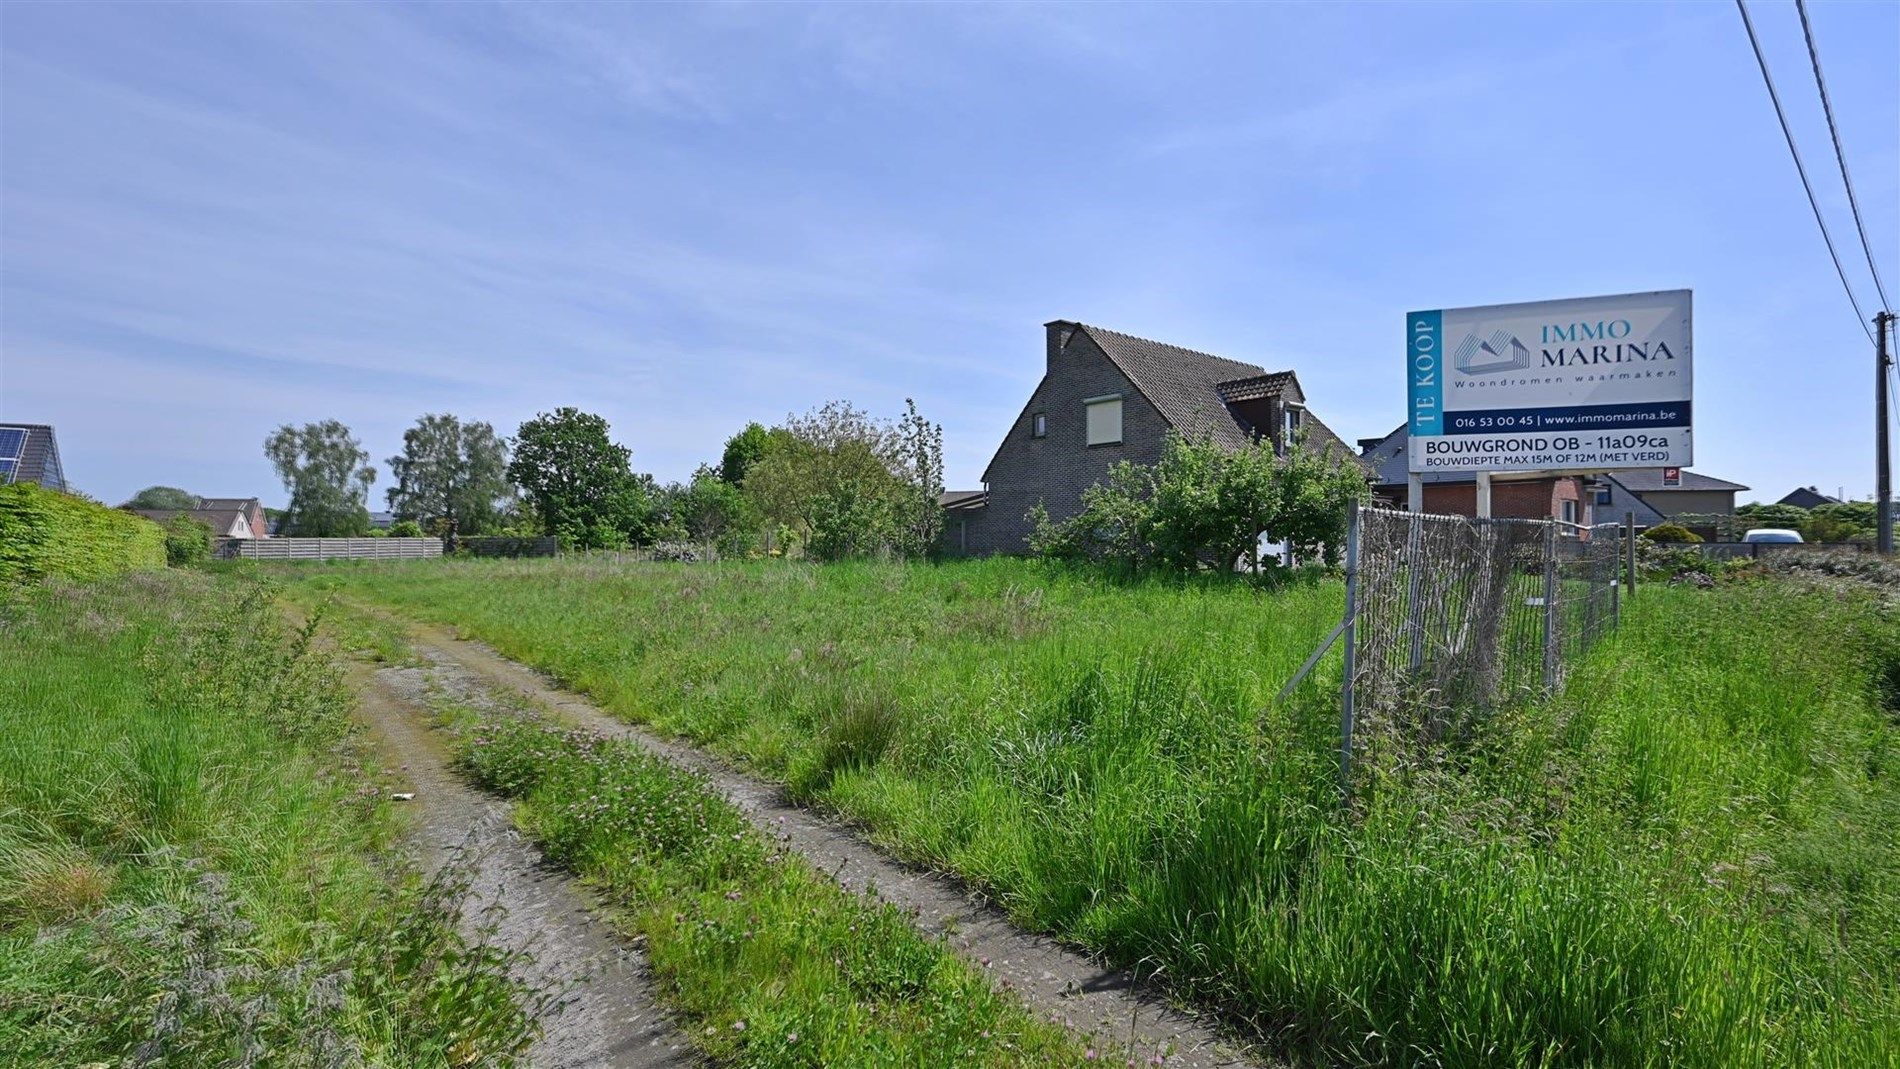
1215 372 1297 404
1077 324 1266 451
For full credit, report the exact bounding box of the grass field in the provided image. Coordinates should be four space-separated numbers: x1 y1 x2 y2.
0 572 540 1066
287 556 1900 1068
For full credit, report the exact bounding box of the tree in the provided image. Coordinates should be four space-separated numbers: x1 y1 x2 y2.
893 399 945 558
264 420 376 537
123 486 198 511
719 423 775 486
739 400 936 560
385 414 513 538
672 465 759 555
508 408 650 549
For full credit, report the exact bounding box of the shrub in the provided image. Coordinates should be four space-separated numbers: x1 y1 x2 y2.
387 519 425 538
1642 522 1701 543
0 483 166 586
163 514 213 566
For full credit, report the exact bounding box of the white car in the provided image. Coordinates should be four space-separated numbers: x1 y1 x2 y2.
1742 528 1804 544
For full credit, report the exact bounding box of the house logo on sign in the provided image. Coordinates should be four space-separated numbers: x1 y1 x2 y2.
1451 329 1532 376
1662 467 1682 488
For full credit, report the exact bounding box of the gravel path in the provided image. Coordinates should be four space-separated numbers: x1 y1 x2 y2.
349 661 695 1069
356 604 1272 1069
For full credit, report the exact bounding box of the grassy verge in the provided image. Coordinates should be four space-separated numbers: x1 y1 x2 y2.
284 557 1900 1067
0 571 543 1066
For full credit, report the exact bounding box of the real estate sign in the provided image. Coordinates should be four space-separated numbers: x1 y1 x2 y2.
1407 289 1692 474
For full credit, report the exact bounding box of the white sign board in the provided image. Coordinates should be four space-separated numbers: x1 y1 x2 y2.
1407 290 1692 474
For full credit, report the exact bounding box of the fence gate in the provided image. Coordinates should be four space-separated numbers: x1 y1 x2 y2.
1326 504 1623 787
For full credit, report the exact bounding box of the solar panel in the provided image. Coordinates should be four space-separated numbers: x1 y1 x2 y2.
0 458 16 483
0 428 24 461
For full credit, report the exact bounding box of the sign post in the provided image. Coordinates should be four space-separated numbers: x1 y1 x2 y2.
1408 290 1693 479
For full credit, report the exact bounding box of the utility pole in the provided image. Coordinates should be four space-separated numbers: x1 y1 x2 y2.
1879 312 1895 555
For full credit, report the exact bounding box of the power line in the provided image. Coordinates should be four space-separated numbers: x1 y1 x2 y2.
1794 0 1892 314
1734 0 1876 344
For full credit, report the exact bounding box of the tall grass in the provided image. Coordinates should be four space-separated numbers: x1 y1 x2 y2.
0 572 542 1066
290 557 1900 1067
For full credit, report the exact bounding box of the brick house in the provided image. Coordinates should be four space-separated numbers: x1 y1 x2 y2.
941 320 1360 556
130 496 271 540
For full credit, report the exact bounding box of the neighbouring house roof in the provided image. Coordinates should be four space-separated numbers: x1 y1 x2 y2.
0 423 66 491
1596 476 1668 526
939 490 987 510
1608 469 1749 493
368 510 396 529
1777 486 1840 508
1068 323 1363 469
198 496 262 511
131 508 252 538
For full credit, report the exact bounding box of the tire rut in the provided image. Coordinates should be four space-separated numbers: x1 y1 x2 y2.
351 602 1273 1069
348 660 695 1069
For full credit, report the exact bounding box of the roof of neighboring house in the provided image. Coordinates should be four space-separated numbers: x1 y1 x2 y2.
1608 469 1749 493
1063 323 1363 469
0 423 66 490
368 511 396 528
130 508 251 537
197 496 263 512
1596 476 1668 526
1777 486 1840 507
939 490 987 510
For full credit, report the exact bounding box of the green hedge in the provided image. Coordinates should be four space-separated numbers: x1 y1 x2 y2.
0 483 167 586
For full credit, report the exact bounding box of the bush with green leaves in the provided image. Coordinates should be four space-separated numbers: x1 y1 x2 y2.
1028 432 1365 571
1642 522 1702 543
741 400 943 561
163 514 213 566
387 519 425 538
0 483 166 586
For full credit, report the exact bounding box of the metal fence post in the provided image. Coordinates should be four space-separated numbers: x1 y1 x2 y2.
1339 499 1361 796
1611 524 1621 629
1405 511 1424 671
1542 522 1560 689
1625 511 1637 600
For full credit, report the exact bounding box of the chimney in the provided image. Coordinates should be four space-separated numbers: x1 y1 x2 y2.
1044 320 1078 371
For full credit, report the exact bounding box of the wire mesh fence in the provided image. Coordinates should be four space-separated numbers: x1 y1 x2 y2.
1342 505 1623 763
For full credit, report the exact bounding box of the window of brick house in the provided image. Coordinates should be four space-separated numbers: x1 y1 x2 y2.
1594 484 1613 507
1084 395 1122 446
1561 499 1578 524
1032 412 1046 438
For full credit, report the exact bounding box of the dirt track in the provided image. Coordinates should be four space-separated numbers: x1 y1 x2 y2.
353 604 1270 1069
350 661 694 1068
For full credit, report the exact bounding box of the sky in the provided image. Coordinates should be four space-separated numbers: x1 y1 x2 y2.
2 1 1896 509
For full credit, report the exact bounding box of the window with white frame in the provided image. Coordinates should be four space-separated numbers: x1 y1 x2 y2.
1561 499 1578 524
1084 395 1122 446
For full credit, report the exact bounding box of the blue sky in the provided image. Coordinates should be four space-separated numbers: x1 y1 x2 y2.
3 1 1895 508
